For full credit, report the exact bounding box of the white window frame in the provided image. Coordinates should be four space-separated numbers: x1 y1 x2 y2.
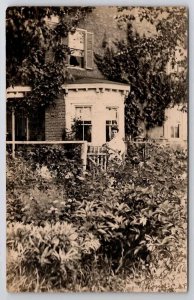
170 123 181 139
74 105 93 142
106 106 119 142
67 28 93 70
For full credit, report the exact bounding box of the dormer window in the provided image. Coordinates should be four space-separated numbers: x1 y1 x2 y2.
68 29 94 69
45 24 94 69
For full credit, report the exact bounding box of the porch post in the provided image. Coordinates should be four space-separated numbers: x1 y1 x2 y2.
11 108 15 158
26 117 29 141
81 141 88 171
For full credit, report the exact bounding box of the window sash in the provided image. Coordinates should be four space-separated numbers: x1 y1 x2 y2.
75 123 92 142
106 121 118 142
68 29 93 69
75 106 92 142
106 107 118 141
68 29 86 68
69 29 85 50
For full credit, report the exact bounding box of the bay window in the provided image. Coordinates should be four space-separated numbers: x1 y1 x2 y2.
75 106 92 142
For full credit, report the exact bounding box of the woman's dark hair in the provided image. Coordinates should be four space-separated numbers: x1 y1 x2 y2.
111 125 119 132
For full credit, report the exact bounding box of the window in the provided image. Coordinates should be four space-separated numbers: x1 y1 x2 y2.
6 109 29 141
6 110 13 141
45 24 93 68
106 107 118 141
6 105 45 141
28 109 45 141
15 110 27 141
75 106 92 142
68 29 93 69
170 124 180 138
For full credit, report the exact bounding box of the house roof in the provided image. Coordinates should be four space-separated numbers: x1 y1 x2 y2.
62 77 130 94
6 78 130 99
66 77 129 86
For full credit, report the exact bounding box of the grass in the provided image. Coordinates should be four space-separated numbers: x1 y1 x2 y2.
7 247 187 292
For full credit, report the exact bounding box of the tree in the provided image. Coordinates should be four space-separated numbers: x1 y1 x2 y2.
6 6 93 111
95 7 187 138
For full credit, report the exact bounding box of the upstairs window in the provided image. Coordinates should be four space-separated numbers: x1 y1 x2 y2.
74 106 92 142
106 107 118 142
68 29 93 69
45 24 93 69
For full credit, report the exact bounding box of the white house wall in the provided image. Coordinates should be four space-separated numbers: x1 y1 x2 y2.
164 105 187 142
65 89 125 146
147 126 164 140
148 105 187 145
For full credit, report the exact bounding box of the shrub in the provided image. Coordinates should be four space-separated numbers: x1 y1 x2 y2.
6 147 82 224
7 221 101 291
16 144 82 178
6 142 187 291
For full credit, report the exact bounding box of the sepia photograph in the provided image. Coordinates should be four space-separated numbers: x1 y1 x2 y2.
6 6 188 292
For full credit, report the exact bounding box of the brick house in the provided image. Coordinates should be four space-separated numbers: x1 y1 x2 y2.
6 7 187 147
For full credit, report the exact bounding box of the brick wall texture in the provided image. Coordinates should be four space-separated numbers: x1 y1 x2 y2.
45 94 66 141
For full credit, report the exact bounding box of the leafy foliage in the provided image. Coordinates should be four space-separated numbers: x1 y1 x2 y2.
7 221 81 290
7 142 187 291
6 145 82 225
6 7 93 111
95 7 187 137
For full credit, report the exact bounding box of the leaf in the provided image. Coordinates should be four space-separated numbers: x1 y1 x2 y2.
40 246 52 266
134 246 141 256
107 222 119 230
52 237 59 247
139 216 147 226
97 229 107 235
69 232 78 241
59 248 79 263
76 176 85 181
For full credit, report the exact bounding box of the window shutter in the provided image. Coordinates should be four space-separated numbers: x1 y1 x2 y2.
85 32 93 70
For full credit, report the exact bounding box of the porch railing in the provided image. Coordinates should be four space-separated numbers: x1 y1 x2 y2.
6 140 152 172
6 140 88 171
87 146 108 172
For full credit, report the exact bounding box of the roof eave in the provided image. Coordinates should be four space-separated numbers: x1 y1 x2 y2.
62 82 130 95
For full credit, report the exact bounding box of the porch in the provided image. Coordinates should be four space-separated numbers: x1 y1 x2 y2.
6 139 152 174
